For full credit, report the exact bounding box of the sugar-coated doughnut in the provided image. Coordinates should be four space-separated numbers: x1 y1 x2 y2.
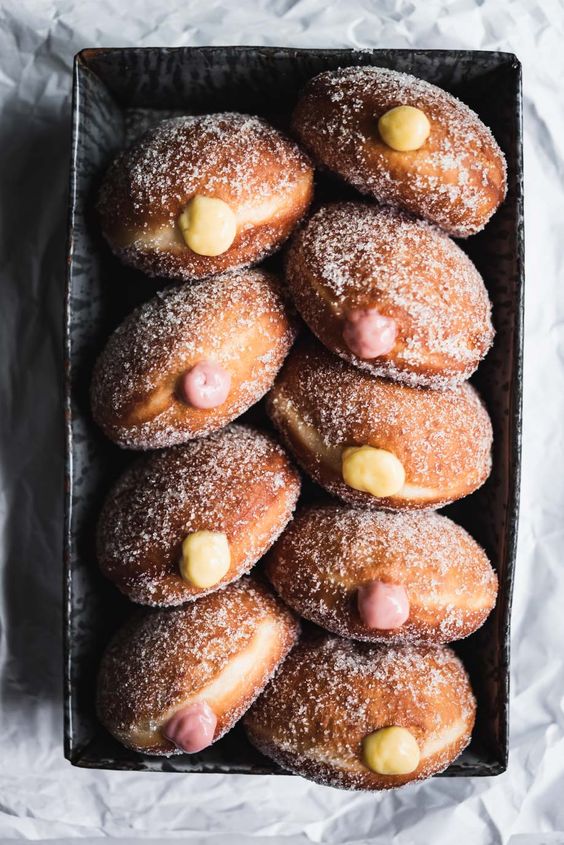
97 425 301 606
285 202 494 387
292 67 506 237
267 340 492 510
244 634 476 790
98 113 314 281
266 505 498 643
91 269 296 450
97 577 299 755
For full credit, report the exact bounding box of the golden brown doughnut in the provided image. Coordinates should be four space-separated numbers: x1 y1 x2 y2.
97 577 299 755
266 504 498 644
90 269 296 450
267 340 492 510
98 113 314 281
292 67 506 237
285 202 494 387
97 425 301 606
244 633 476 790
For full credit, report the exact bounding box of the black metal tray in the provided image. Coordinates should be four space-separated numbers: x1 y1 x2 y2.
64 47 523 776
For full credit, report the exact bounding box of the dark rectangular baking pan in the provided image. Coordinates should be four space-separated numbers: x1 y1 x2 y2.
64 47 523 775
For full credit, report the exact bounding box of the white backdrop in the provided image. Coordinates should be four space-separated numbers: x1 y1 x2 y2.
1 0 563 841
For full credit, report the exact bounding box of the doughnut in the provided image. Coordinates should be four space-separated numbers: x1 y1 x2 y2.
244 634 476 790
292 66 506 237
266 504 498 643
97 113 314 281
90 269 296 450
97 577 299 755
267 340 492 510
285 202 494 387
97 425 301 606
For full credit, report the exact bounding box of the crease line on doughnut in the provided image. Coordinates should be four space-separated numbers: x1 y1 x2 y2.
273 391 439 501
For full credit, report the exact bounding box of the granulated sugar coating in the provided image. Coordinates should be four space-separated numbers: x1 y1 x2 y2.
88 76 496 782
96 425 301 606
100 113 311 223
268 339 493 510
266 505 498 644
285 202 494 388
90 269 297 450
97 577 300 755
244 634 476 790
97 112 313 281
292 66 506 237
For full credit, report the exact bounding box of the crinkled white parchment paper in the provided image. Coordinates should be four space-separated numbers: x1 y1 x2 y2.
1 0 563 841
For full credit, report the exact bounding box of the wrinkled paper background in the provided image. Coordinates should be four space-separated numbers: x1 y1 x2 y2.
1 0 563 841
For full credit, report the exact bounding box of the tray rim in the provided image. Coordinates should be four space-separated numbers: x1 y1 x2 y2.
76 45 522 60
63 44 524 776
63 53 84 764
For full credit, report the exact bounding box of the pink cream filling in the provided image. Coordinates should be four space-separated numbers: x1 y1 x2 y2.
357 581 410 629
342 308 397 359
179 360 231 409
163 701 218 753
